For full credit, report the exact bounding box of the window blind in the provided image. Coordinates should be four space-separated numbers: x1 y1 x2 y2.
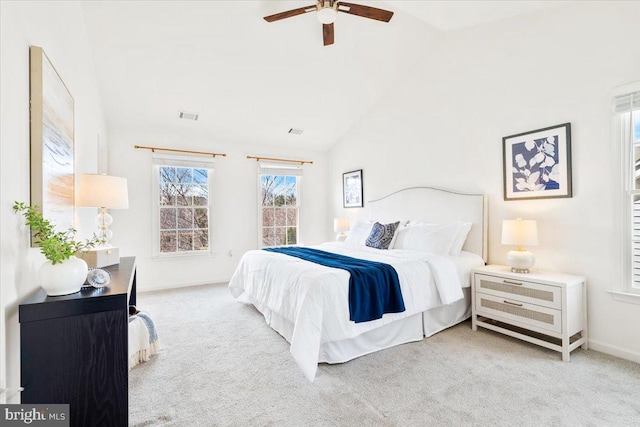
613 91 640 113
634 200 640 287
152 152 215 169
259 161 303 176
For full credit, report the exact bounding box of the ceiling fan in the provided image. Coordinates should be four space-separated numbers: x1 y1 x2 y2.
263 1 394 46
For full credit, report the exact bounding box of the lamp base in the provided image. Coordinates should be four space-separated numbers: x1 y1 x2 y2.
505 249 535 274
336 232 347 242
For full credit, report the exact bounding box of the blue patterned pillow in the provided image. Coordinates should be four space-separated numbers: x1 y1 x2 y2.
365 221 400 250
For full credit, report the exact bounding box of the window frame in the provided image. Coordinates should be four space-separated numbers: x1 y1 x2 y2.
257 164 302 248
151 154 215 258
614 86 640 299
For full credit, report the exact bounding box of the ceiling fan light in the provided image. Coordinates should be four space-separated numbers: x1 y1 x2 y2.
317 7 337 24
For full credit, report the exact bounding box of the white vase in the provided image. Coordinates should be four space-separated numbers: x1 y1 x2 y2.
38 256 88 296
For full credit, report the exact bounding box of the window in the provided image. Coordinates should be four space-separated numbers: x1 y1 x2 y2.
152 154 214 256
617 90 640 293
259 163 301 247
260 175 299 246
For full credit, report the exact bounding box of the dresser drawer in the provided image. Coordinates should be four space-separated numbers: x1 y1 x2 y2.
475 273 561 310
475 292 561 334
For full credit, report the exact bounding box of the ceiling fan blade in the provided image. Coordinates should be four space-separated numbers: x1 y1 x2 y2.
323 23 335 46
337 2 394 22
264 4 317 23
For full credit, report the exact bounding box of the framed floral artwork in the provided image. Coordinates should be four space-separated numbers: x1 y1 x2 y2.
503 123 572 201
343 169 363 208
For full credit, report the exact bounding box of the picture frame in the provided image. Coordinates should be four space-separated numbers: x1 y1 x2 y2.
30 46 75 238
343 169 363 208
503 123 572 201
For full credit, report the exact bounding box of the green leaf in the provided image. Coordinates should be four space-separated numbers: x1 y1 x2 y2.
13 201 101 264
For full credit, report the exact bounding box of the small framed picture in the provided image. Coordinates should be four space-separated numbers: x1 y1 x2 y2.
503 123 572 201
343 169 363 208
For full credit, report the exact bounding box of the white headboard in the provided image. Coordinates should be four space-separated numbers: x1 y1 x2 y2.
367 187 488 262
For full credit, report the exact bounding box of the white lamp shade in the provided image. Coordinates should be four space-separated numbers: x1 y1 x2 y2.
334 217 350 233
501 219 538 246
76 174 129 209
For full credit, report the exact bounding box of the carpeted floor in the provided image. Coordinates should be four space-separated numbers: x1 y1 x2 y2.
129 283 640 427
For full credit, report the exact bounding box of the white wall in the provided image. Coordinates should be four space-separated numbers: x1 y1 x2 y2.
328 2 640 361
108 128 328 291
0 1 106 403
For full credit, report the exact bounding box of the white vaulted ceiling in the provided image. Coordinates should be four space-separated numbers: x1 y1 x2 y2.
81 1 567 151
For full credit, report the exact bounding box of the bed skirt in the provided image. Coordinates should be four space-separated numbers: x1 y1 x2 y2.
248 287 471 368
423 287 472 337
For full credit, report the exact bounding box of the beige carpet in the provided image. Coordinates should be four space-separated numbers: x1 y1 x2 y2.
129 283 640 426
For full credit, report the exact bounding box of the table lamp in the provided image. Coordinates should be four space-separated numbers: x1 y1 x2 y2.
77 174 129 267
334 217 350 242
502 218 538 273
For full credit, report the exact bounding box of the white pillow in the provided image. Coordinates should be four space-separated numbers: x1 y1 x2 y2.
344 221 374 246
389 220 409 249
393 223 460 255
404 221 472 255
449 222 472 256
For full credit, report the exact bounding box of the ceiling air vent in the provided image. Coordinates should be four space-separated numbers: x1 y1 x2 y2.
288 128 304 135
178 111 199 121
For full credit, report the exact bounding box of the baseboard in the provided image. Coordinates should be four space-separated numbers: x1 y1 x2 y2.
138 280 228 293
588 339 640 364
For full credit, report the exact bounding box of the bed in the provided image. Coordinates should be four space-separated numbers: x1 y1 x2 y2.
229 186 487 381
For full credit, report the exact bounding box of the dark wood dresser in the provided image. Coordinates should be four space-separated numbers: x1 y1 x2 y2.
19 256 136 427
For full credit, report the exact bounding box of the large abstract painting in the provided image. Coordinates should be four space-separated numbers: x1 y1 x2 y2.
503 123 572 201
30 46 75 237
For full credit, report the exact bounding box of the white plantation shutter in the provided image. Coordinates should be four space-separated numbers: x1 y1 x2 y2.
634 204 640 287
632 143 640 290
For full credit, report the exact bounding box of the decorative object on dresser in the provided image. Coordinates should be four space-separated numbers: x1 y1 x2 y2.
501 218 538 273
85 268 111 288
334 217 350 241
19 257 136 427
471 265 587 362
343 169 363 208
13 202 100 296
76 173 129 267
503 122 572 200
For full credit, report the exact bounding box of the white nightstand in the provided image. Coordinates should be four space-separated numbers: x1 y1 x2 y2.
471 265 588 361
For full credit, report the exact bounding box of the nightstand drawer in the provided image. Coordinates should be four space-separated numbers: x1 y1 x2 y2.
476 292 561 334
475 273 561 310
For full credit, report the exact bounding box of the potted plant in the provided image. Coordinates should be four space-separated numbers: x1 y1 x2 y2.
14 201 101 296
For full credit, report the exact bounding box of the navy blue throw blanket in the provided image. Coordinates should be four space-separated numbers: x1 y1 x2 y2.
264 247 405 323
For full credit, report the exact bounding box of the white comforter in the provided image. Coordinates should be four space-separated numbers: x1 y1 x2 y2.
228 242 463 381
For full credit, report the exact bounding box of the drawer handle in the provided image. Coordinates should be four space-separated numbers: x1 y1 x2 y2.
503 300 523 307
503 280 523 286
